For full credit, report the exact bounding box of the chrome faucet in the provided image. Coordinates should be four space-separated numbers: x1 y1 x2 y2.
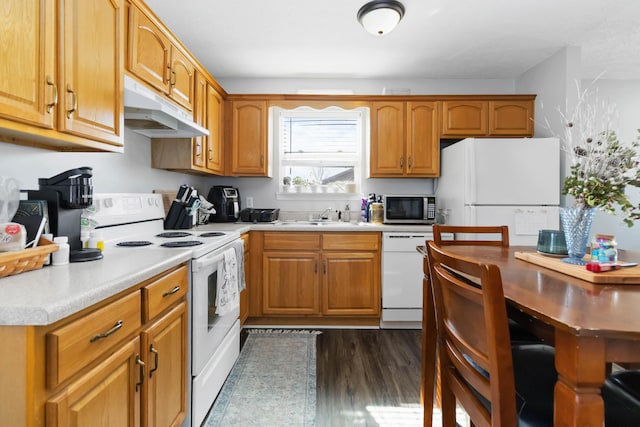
318 207 334 220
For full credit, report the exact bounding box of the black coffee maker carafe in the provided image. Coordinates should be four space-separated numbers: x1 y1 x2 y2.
28 167 102 262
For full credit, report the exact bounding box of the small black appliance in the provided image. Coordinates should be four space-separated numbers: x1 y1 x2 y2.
239 208 280 223
207 186 241 222
28 167 103 262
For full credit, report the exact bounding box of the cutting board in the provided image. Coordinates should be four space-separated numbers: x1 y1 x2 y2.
514 251 640 284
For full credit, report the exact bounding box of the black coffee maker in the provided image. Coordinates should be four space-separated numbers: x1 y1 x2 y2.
28 167 102 262
207 185 241 222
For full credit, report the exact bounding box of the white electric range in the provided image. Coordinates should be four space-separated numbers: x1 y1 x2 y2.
91 193 242 427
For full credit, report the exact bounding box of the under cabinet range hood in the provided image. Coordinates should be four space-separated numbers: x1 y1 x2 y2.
123 75 209 138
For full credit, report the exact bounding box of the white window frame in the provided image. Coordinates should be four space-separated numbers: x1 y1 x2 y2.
272 105 369 200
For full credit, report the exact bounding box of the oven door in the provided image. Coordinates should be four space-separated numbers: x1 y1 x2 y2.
191 247 240 375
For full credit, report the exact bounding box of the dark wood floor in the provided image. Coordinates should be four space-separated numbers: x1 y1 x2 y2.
316 329 423 427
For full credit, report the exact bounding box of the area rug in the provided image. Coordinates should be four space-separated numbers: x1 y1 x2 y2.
204 329 320 427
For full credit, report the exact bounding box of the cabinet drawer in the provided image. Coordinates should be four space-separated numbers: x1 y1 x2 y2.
322 232 380 251
263 232 321 250
142 265 188 322
47 291 141 388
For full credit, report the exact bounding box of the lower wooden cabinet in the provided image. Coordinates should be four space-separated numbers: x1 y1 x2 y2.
141 302 188 427
256 231 381 320
263 251 321 315
322 252 380 316
46 337 142 427
0 264 188 427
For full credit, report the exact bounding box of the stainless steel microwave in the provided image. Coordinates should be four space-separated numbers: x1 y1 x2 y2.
383 195 437 224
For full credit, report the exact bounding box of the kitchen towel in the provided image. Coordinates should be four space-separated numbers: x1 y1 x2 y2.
232 238 246 292
216 247 239 315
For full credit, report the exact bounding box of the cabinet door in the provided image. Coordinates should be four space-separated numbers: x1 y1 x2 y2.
141 302 188 427
406 101 440 176
167 47 194 111
441 101 488 137
489 100 534 136
322 252 380 316
205 83 224 174
192 72 207 169
370 101 405 177
60 0 123 146
128 7 171 94
262 252 320 315
230 100 268 176
0 0 55 128
46 337 142 427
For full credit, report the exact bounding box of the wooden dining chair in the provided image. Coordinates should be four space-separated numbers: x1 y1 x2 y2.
432 224 542 344
426 240 558 426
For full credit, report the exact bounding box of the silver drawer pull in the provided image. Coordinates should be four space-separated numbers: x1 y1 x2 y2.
162 285 181 297
89 320 123 343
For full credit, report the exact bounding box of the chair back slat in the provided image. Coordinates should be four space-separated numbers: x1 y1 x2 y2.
427 240 518 427
433 225 510 247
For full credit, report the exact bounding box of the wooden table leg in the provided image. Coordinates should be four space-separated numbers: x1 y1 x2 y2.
553 329 606 426
422 273 437 427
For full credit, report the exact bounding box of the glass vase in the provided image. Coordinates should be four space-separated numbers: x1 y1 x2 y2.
559 206 596 265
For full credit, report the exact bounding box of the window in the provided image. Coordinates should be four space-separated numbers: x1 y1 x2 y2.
274 106 366 194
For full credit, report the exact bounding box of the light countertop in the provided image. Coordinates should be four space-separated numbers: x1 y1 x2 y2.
0 247 191 326
0 221 435 326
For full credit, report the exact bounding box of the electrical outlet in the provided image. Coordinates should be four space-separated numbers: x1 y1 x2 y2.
246 197 254 208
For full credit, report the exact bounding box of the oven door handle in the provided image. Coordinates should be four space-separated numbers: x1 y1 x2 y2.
192 252 225 272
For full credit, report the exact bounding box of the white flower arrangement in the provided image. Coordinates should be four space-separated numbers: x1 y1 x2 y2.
547 83 640 227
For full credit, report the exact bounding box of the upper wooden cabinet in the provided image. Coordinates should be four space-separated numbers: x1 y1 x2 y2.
60 0 125 145
441 100 488 137
489 100 534 136
441 98 534 138
370 101 439 177
205 82 225 174
0 0 55 129
0 0 124 152
128 4 195 111
228 100 269 176
151 70 224 175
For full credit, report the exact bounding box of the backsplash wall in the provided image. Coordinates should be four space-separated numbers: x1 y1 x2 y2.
0 129 210 196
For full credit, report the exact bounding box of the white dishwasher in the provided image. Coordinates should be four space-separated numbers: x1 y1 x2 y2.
381 231 452 329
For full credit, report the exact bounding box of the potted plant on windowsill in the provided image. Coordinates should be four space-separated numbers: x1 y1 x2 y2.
292 176 307 192
550 85 640 264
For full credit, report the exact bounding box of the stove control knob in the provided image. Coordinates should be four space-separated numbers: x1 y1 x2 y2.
104 198 113 208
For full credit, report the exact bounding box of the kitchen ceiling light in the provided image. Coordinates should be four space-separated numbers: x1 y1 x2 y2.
357 0 405 36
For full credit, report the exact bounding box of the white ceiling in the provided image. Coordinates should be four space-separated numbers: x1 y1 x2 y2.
144 0 640 81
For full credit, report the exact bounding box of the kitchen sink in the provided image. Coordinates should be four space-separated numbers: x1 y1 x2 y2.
275 220 361 227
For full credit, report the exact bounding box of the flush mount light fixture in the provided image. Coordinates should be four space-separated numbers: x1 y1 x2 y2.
357 0 405 36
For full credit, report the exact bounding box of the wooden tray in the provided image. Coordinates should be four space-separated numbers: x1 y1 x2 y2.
514 251 640 284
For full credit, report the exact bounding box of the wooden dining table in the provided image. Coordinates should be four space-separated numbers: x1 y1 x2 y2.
417 245 640 427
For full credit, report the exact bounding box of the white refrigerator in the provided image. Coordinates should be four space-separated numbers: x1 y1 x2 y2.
435 137 560 246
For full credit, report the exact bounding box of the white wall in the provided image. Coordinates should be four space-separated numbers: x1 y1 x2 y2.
516 47 640 251
0 129 211 196
218 77 516 95
580 80 640 252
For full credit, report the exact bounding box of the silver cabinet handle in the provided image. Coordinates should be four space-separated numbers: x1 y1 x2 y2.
162 285 180 297
89 320 123 343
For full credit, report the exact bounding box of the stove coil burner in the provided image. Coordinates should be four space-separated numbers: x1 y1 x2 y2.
200 232 226 237
161 241 203 248
117 241 153 247
156 231 193 238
